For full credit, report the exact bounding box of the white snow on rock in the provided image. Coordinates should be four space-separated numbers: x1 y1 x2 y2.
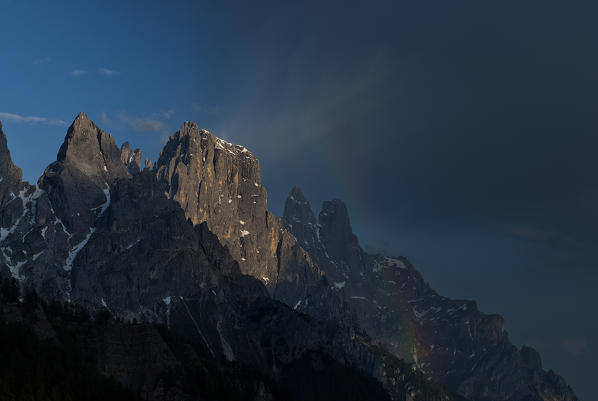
383 256 407 269
217 320 235 361
54 218 72 240
240 230 250 237
239 220 245 225
64 227 96 271
333 281 346 289
124 239 141 250
8 260 26 280
413 306 442 319
0 187 43 242
91 183 111 216
163 296 171 306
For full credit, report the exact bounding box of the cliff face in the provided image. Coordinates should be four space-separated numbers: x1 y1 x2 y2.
154 123 348 321
282 187 578 401
0 114 578 401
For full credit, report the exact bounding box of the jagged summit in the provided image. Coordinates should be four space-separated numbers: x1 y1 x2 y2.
155 122 333 313
38 113 130 234
54 113 129 179
281 187 578 401
120 142 144 174
158 122 259 169
283 186 316 226
318 198 362 264
0 121 24 207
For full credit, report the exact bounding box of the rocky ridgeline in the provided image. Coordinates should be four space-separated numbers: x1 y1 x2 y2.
282 187 577 401
0 114 455 401
0 113 578 401
154 122 349 322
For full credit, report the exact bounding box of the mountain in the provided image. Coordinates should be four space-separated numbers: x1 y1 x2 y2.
0 114 577 401
282 187 577 401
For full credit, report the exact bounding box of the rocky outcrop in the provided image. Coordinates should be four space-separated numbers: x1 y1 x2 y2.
40 112 130 234
0 113 132 300
154 123 346 321
282 187 578 401
120 142 144 174
0 121 25 209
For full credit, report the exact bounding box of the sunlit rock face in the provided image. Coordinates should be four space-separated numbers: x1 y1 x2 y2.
154 122 347 319
283 186 578 401
120 141 144 174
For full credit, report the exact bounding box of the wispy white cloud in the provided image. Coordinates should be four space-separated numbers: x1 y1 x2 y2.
100 112 110 126
0 112 67 127
70 69 88 77
98 67 121 77
152 109 176 119
32 57 51 65
116 112 166 133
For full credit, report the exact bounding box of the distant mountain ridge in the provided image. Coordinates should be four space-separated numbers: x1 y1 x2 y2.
282 187 577 401
0 114 577 401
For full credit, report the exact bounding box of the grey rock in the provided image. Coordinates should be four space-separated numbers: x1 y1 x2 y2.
282 186 578 401
154 123 347 322
120 141 144 174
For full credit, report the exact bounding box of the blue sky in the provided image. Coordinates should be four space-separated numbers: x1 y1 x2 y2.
1 1 597 399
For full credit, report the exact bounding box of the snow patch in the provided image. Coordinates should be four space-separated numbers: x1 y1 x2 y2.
91 183 111 216
217 320 235 361
124 239 141 250
240 230 250 237
333 281 346 289
64 227 96 271
163 296 171 306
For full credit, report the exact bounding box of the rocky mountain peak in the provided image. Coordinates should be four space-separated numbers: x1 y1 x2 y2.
319 199 351 233
0 122 24 207
38 113 130 234
54 113 129 181
120 142 143 174
318 199 363 267
155 126 333 311
283 186 316 226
